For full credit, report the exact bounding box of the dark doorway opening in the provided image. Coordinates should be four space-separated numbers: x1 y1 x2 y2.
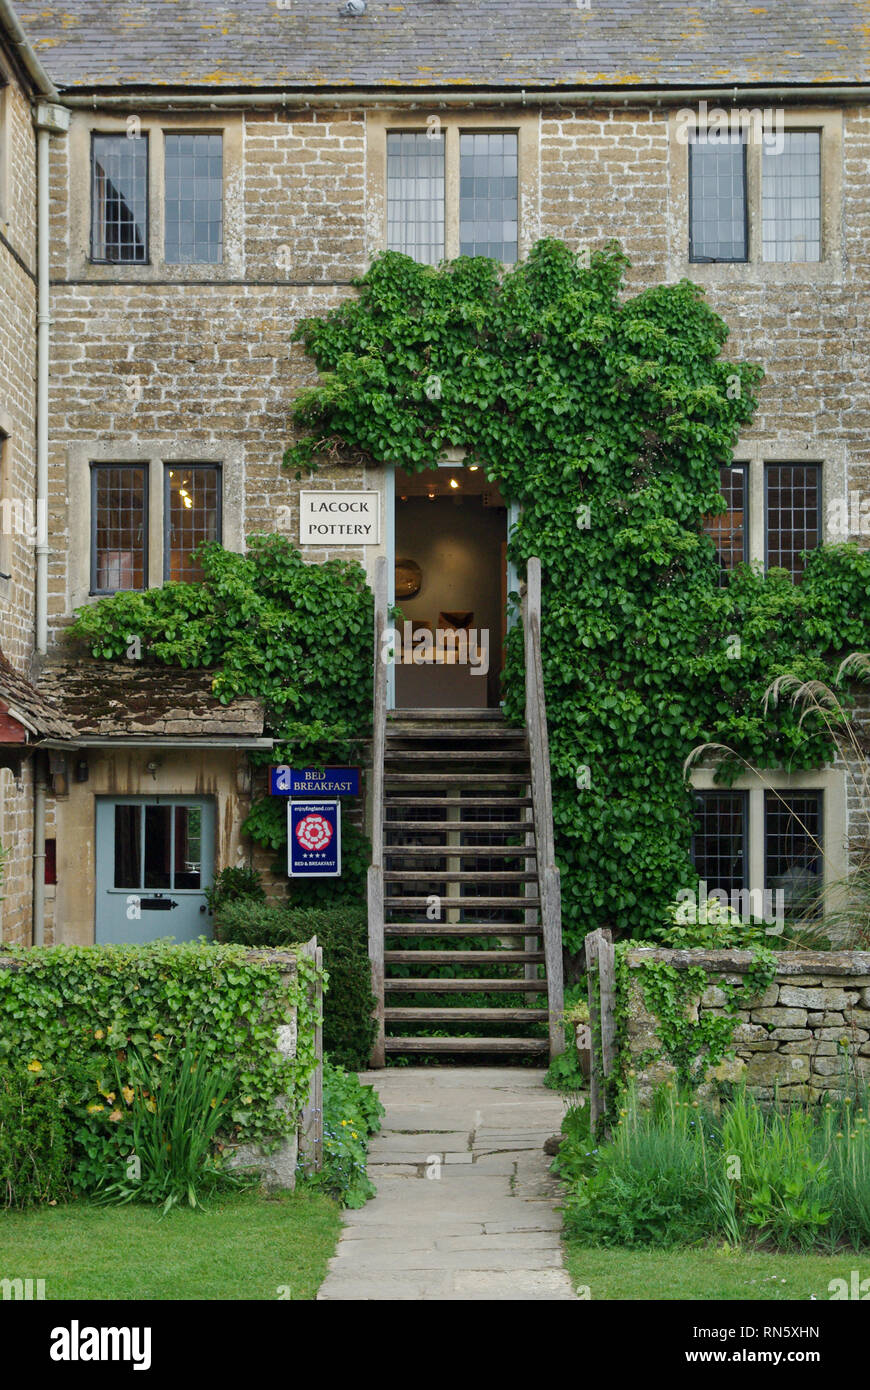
394 467 508 708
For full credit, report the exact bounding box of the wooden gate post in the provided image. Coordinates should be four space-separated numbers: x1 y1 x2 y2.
298 937 324 1174
585 928 615 1130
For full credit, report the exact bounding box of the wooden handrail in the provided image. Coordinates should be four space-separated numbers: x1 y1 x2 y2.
522 557 565 1059
367 554 388 1066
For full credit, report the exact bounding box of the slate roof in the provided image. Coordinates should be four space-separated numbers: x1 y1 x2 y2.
15 0 869 92
0 649 76 740
37 660 266 740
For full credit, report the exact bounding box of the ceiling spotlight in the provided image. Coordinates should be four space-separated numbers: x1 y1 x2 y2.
338 0 366 14
449 477 459 489
468 464 479 472
427 491 436 501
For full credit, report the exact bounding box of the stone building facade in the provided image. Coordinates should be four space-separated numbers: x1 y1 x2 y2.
0 18 45 943
0 0 869 945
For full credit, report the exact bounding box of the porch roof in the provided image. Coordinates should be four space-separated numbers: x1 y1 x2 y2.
37 659 268 743
0 649 76 742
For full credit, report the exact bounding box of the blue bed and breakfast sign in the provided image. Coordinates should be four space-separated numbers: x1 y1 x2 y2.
288 801 341 878
270 766 360 797
272 767 357 877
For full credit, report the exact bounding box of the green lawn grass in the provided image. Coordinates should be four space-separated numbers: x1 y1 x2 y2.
0 1189 342 1301
565 1240 866 1301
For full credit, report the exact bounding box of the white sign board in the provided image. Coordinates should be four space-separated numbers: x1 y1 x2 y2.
299 491 380 546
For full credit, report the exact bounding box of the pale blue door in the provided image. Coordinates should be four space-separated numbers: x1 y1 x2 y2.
95 796 215 944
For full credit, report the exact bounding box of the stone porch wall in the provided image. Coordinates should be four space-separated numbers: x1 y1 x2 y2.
624 948 870 1103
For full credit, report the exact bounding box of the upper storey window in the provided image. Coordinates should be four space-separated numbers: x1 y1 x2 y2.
91 133 149 264
89 129 224 267
386 131 445 266
687 124 823 265
761 131 821 262
458 132 518 262
702 460 823 581
386 126 519 266
689 132 747 263
164 133 223 265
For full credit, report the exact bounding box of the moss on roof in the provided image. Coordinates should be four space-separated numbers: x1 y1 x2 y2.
15 0 869 92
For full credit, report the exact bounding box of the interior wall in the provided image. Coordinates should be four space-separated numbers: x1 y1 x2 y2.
396 495 506 704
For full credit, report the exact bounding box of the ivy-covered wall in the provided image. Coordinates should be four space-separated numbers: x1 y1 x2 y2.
285 239 870 953
67 240 870 948
0 940 323 1191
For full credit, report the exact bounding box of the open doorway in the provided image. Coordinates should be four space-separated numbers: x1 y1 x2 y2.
393 465 508 709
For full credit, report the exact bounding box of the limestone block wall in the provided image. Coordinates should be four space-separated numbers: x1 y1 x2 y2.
624 948 870 1103
0 60 39 947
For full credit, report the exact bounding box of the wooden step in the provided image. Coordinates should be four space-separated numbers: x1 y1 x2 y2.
385 896 539 909
385 1006 548 1023
384 978 546 993
385 820 533 833
384 949 545 964
388 709 505 721
384 870 538 883
384 749 529 762
383 923 539 937
385 797 533 809
384 845 535 858
385 1036 548 1054
385 773 529 785
386 728 526 742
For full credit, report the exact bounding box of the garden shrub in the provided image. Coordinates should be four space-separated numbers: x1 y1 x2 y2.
214 901 376 1070
0 941 322 1197
0 1061 72 1209
204 865 266 916
302 1060 384 1209
555 1082 870 1252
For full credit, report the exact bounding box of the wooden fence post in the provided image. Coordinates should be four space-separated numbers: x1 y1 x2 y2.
298 937 324 1174
585 928 615 1130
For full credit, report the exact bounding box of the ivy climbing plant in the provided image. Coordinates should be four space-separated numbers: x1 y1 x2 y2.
72 533 373 891
72 240 870 941
285 239 870 953
626 949 778 1090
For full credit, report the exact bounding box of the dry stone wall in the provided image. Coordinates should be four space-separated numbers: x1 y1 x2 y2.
624 948 870 1103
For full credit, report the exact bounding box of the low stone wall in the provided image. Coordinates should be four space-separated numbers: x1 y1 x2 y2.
624 949 870 1103
223 950 302 1191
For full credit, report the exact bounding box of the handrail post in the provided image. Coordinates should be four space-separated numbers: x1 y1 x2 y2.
524 556 565 1059
367 554 388 1067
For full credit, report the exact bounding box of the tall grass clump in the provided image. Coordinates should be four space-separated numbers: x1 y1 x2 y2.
556 1081 870 1252
558 1085 715 1248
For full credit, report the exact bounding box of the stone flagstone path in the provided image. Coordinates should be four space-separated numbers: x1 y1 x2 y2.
317 1067 577 1301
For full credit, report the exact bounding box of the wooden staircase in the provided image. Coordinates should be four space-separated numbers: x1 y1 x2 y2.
366 556 565 1065
382 709 549 1057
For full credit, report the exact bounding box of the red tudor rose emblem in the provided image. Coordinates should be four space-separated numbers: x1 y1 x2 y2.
295 813 334 853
